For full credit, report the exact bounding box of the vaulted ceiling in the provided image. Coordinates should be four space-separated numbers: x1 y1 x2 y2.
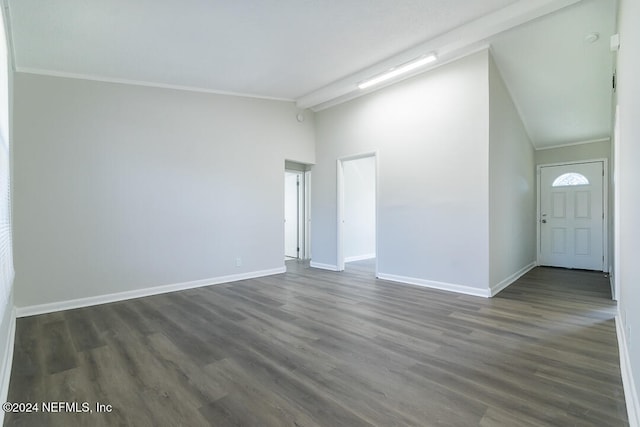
5 0 616 149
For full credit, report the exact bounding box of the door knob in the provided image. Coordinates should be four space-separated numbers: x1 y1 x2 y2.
541 219 547 224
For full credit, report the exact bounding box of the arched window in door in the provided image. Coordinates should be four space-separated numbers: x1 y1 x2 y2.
552 172 589 187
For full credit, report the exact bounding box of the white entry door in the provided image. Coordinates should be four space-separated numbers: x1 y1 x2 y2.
539 162 604 270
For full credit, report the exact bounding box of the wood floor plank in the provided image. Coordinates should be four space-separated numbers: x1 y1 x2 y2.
201 358 322 427
5 262 628 426
64 308 106 352
41 320 78 375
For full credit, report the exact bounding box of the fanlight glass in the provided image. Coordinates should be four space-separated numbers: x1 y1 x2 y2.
552 172 589 187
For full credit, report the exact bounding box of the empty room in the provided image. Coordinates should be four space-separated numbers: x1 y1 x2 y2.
1 0 640 426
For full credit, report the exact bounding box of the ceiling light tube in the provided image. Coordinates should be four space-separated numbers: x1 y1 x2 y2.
358 53 438 90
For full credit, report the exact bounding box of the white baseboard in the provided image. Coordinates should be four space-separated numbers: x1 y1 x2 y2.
344 254 376 263
15 267 286 318
309 261 339 271
0 306 16 426
616 314 640 427
377 272 490 298
489 261 537 297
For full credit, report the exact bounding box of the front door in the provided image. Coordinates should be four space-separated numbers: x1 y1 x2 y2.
539 162 604 270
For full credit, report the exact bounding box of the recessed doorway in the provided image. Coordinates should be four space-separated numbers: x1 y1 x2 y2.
337 153 377 275
284 161 311 261
537 160 607 271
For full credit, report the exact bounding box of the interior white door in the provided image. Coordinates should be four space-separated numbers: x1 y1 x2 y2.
540 162 604 270
284 171 300 258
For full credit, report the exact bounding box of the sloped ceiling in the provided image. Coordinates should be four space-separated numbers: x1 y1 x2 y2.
5 0 617 148
490 0 616 148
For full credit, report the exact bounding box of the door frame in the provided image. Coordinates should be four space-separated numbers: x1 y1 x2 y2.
304 170 312 259
613 106 620 300
536 158 609 271
285 169 308 260
337 151 379 275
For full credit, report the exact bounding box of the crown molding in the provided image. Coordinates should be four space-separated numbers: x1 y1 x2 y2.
15 67 295 103
535 137 611 151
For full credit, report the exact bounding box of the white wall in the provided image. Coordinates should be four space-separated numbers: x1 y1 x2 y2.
535 139 610 165
313 51 490 292
615 0 640 423
488 54 536 291
13 73 315 309
343 156 375 262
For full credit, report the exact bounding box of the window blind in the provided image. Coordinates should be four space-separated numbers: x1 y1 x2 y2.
0 11 13 319
0 135 12 312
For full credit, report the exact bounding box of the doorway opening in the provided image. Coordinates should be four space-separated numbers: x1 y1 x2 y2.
284 161 311 261
537 159 608 272
337 153 377 276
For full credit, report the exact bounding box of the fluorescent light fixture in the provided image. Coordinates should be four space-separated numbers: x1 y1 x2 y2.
358 53 438 90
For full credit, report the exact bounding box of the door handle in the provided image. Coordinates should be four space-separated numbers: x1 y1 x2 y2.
541 219 547 224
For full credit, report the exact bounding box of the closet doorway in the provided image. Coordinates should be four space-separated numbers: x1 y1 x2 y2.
284 161 311 260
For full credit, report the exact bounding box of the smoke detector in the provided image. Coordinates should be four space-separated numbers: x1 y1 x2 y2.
584 32 600 44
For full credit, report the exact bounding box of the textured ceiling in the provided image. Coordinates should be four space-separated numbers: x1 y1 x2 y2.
6 0 617 148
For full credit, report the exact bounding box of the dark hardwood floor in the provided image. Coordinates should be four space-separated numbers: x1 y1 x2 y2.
4 261 628 426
